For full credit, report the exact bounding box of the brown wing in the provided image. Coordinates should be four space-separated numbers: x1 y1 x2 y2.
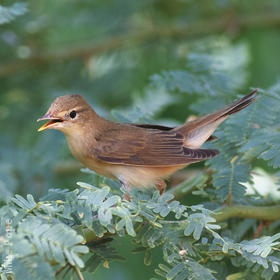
93 125 219 166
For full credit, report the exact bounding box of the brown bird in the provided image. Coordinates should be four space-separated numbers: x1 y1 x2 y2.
37 90 257 194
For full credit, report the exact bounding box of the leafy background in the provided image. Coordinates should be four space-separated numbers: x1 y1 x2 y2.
1 1 280 279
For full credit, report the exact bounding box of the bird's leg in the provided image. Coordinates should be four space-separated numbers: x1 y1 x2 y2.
156 180 166 195
119 178 132 201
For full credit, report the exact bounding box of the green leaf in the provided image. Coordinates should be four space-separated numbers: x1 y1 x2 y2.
16 216 88 268
0 3 27 25
13 256 54 280
241 233 280 258
166 263 186 279
144 248 152 266
125 217 136 237
241 128 280 168
11 194 37 210
208 144 250 202
151 53 236 97
184 212 220 240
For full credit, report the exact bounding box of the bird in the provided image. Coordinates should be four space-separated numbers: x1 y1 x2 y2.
37 89 257 195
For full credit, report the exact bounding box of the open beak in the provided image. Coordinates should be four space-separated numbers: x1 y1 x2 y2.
37 114 64 132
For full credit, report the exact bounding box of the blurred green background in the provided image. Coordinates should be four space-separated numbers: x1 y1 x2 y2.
1 0 280 278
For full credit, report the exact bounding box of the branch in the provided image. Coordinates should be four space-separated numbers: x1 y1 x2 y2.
1 12 280 77
81 204 280 245
213 205 280 223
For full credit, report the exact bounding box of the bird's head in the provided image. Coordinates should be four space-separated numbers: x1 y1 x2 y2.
37 94 95 134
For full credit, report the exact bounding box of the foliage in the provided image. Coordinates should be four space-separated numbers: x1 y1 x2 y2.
2 182 280 279
0 3 27 25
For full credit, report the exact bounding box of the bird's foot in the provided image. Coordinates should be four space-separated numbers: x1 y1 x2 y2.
156 180 166 195
123 193 132 201
119 179 132 201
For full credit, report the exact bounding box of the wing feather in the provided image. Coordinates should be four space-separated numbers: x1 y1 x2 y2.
94 125 218 166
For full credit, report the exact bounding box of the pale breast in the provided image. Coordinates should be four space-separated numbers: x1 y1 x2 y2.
81 153 185 188
101 164 185 188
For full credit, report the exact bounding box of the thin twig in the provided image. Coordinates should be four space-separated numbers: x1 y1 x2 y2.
62 265 72 279
55 263 69 277
73 266 85 280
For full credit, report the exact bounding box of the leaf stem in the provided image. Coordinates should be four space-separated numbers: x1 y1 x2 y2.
74 266 84 280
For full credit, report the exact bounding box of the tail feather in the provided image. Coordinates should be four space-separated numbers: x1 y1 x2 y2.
184 147 220 159
218 89 257 117
174 89 258 148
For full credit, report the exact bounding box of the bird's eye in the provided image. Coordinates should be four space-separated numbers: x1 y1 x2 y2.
70 110 76 119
